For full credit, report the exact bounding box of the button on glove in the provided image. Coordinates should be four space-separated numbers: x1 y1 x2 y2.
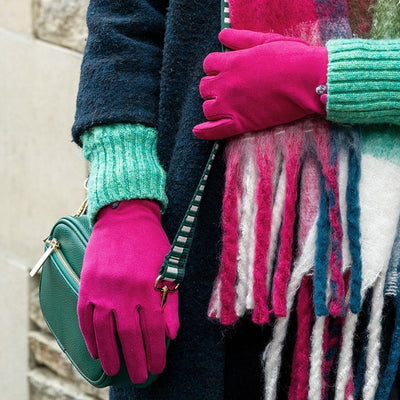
193 28 328 140
77 199 179 384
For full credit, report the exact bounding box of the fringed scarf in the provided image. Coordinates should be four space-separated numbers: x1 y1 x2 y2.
208 0 400 399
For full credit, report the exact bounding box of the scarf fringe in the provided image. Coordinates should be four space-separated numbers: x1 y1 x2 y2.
208 118 361 322
206 121 400 400
209 2 400 399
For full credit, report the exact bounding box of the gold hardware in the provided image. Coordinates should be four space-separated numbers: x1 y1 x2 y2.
74 178 89 217
74 198 88 217
154 275 180 308
160 286 169 308
53 246 80 286
30 238 80 286
30 238 59 277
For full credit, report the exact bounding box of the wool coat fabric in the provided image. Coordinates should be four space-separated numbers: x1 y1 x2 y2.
72 0 400 399
74 2 233 398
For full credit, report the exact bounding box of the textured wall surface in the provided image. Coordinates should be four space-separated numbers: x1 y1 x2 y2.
0 0 108 399
33 0 89 52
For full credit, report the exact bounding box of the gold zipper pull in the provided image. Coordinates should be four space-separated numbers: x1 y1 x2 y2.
74 198 88 217
29 238 59 277
160 285 169 309
74 178 89 217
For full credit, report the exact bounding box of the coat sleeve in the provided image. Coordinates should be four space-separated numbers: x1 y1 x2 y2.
72 0 168 145
326 38 400 126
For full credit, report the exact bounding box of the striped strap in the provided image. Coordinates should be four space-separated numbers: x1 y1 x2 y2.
156 0 230 287
222 0 230 28
157 142 220 284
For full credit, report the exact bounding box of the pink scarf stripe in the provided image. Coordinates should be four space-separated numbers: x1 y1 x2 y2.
297 154 321 254
252 132 276 324
288 276 314 400
272 126 306 317
219 138 243 325
322 316 345 399
313 123 345 317
326 155 345 317
345 368 355 399
229 0 320 36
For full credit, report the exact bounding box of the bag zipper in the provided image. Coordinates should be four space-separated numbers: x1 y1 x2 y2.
52 242 80 286
30 238 59 277
30 238 80 286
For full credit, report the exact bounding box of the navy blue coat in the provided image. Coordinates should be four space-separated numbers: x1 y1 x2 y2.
73 1 238 399
72 2 400 399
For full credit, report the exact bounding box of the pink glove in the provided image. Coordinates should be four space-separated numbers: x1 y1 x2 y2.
193 28 328 140
77 199 179 384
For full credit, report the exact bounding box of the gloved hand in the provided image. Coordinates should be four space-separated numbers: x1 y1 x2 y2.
193 28 328 140
77 199 179 384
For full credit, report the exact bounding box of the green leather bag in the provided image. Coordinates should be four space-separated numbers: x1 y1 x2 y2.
34 214 160 388
29 1 230 387
30 145 220 389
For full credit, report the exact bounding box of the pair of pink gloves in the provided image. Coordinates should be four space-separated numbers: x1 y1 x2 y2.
78 28 328 384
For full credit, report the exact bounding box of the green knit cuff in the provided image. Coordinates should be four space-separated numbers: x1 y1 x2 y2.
326 39 400 125
82 123 168 225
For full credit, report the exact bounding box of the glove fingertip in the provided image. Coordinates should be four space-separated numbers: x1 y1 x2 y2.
102 359 120 377
77 302 98 359
129 370 149 385
163 297 180 340
218 28 234 45
203 52 223 75
194 119 235 141
165 321 180 340
219 28 272 50
192 124 212 140
87 341 99 360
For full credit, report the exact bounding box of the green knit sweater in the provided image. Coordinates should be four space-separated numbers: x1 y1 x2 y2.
327 39 400 125
82 38 400 224
82 124 168 224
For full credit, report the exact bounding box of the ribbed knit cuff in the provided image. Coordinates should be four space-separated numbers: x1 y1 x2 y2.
82 123 168 225
326 39 400 125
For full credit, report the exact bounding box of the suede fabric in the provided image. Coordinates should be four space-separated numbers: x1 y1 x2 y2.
194 29 328 140
74 2 226 398
78 200 179 383
72 0 400 398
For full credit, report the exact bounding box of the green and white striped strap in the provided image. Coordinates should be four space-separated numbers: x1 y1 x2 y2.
222 0 230 29
156 141 220 287
155 1 230 292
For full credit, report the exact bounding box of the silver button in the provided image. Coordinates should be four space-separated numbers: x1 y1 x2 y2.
316 84 327 95
110 201 120 209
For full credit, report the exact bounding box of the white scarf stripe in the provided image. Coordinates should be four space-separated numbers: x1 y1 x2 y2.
263 220 318 400
362 275 385 400
308 316 326 400
235 138 257 315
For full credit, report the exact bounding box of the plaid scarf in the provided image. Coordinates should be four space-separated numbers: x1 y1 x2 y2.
208 1 400 398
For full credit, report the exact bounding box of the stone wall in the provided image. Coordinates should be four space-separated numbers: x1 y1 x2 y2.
0 0 108 399
33 0 88 52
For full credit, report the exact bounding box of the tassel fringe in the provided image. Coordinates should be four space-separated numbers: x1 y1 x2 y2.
208 1 400 399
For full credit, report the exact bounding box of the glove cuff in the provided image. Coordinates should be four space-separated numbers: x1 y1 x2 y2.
82 123 168 225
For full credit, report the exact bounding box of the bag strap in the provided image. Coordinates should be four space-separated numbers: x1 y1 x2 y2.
155 0 231 293
155 141 220 287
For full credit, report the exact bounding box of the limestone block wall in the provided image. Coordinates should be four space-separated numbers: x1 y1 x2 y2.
0 0 108 399
33 0 88 52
